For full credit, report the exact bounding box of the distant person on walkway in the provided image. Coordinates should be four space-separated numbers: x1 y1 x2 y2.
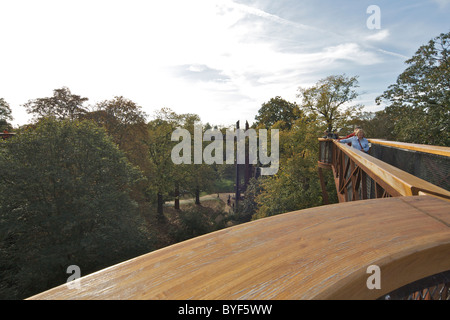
322 130 339 139
339 129 370 153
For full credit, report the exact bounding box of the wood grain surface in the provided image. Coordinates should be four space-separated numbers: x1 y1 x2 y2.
368 139 450 157
28 195 450 300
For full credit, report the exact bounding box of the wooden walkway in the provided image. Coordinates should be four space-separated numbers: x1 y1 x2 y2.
28 195 450 300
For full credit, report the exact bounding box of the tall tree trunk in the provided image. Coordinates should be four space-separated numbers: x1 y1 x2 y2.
157 192 164 217
244 120 250 191
195 186 200 205
174 183 180 210
235 120 240 210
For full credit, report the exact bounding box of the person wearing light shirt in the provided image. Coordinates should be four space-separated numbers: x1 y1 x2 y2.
339 129 370 153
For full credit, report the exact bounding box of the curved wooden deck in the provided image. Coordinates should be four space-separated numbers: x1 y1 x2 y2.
28 195 450 300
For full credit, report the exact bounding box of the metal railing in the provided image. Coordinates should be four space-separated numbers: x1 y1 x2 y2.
379 270 450 300
368 139 450 191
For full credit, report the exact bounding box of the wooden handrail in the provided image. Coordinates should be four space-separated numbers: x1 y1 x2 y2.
368 139 450 157
335 140 450 200
27 195 450 300
326 139 450 201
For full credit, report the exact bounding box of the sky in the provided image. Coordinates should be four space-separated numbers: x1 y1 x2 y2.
0 0 449 128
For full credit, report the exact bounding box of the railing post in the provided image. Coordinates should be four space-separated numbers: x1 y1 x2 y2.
318 138 333 165
361 171 368 200
318 139 335 204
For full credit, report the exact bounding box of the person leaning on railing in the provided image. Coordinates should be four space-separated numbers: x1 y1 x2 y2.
338 129 370 153
338 126 361 141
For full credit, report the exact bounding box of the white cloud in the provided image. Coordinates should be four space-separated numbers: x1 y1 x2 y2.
376 49 409 60
1 0 449 127
366 29 390 42
431 0 450 7
223 0 320 32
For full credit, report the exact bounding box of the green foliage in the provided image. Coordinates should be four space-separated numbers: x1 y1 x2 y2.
84 96 151 183
170 205 227 242
85 96 148 149
0 98 13 122
254 96 302 130
146 116 179 214
23 87 89 121
145 108 217 216
240 177 263 220
252 115 337 220
376 32 450 146
214 177 234 193
357 111 396 140
0 97 13 131
0 118 152 299
94 96 148 127
298 74 362 133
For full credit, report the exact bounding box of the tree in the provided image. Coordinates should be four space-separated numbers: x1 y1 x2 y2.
23 87 89 121
0 118 151 299
376 32 450 146
254 96 302 130
88 96 148 145
252 113 337 220
83 97 152 214
356 111 396 140
146 117 177 217
0 97 13 131
240 177 263 222
145 108 221 217
84 96 149 170
297 74 362 133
